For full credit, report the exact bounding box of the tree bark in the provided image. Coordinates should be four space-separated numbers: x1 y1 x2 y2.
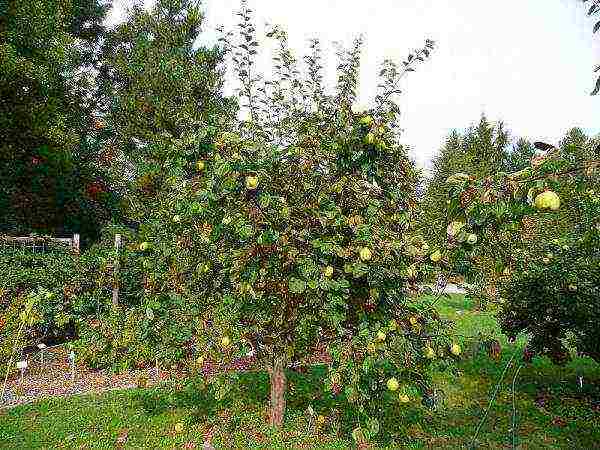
268 356 287 428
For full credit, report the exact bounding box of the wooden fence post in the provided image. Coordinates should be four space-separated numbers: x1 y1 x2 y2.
112 234 121 307
72 234 80 254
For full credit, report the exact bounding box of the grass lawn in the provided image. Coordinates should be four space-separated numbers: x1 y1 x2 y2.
1 295 599 449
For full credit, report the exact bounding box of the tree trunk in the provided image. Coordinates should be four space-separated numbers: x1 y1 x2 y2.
268 356 287 428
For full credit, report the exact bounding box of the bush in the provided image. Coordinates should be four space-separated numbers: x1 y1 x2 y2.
0 245 83 345
499 205 600 364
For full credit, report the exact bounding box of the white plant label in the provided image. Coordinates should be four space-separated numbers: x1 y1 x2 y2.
16 360 27 369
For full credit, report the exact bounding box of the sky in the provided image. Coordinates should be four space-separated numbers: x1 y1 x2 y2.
107 0 600 170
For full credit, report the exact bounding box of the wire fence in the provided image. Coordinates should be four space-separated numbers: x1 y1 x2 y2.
0 234 80 255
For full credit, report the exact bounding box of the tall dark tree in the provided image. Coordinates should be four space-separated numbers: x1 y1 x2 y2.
420 115 515 248
97 0 236 223
0 0 114 239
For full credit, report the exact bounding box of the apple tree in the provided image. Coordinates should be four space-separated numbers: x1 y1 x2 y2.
75 0 236 369
177 2 459 438
444 140 600 363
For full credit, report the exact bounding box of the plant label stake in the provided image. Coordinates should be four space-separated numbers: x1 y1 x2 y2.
16 360 27 384
69 351 76 382
38 343 47 367
155 358 159 379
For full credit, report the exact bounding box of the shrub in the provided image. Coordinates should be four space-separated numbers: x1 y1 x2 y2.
0 244 83 345
498 191 600 363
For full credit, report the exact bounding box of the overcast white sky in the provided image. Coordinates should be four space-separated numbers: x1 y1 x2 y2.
108 0 600 169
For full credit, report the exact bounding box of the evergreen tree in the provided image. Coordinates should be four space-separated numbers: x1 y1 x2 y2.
504 138 535 173
97 0 236 222
0 0 113 239
420 115 514 248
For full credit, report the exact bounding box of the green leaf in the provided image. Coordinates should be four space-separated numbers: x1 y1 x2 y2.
288 277 306 293
592 76 600 96
366 417 380 436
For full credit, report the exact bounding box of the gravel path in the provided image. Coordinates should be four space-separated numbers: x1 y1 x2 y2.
1 346 165 410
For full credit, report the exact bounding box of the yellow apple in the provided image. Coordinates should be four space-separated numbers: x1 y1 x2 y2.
324 266 334 277
174 422 184 433
450 343 461 356
424 346 436 359
365 132 375 145
386 377 399 391
139 242 150 251
172 215 181 223
367 342 377 354
359 247 373 261
534 191 560 211
245 175 259 190
360 115 373 126
220 336 231 347
430 250 442 263
196 160 205 171
376 330 386 342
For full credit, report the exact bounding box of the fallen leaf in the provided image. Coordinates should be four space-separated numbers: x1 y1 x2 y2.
116 429 129 444
551 417 567 427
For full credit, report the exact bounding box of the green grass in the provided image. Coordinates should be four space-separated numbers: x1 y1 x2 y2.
1 295 599 449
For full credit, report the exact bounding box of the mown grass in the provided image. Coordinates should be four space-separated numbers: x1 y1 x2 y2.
1 294 599 449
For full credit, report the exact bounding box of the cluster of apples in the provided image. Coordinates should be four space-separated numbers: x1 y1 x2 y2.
382 342 461 404
360 115 387 149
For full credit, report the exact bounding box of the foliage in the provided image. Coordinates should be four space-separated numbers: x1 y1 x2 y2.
421 116 515 250
75 227 203 371
2 295 600 448
499 233 600 363
73 0 236 372
128 0 459 437
583 0 600 94
420 117 535 306
97 0 235 222
0 244 83 347
445 135 600 363
0 0 117 239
